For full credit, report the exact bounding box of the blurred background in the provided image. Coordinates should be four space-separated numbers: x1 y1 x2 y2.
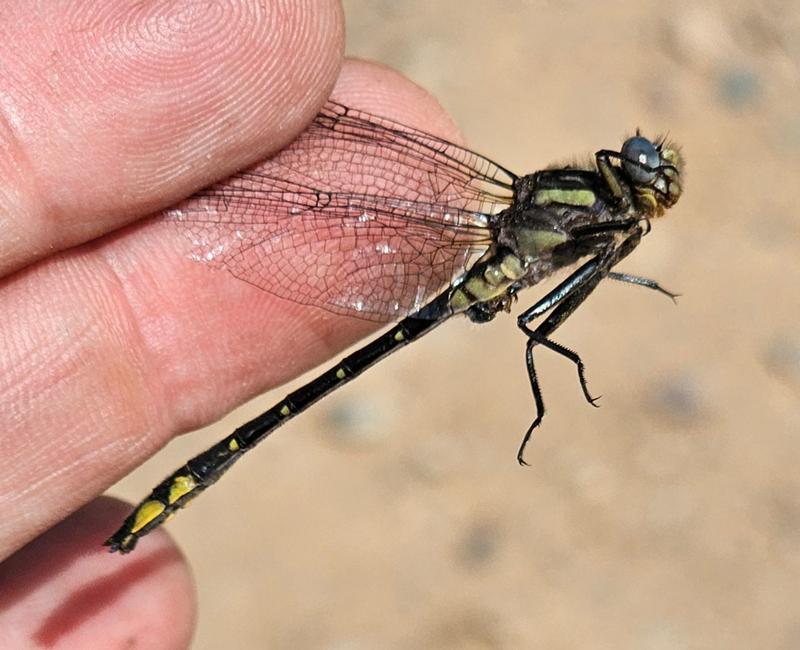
112 1 800 647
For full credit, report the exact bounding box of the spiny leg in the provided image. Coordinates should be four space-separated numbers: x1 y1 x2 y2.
516 284 603 464
515 233 648 463
516 256 602 324
525 333 600 407
607 271 679 302
516 325 601 465
515 256 609 464
514 223 646 328
517 336 545 466
518 261 607 399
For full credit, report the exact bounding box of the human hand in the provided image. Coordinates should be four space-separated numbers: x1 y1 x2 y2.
0 2 462 647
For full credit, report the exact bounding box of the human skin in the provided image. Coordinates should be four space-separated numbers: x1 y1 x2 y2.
0 2 462 647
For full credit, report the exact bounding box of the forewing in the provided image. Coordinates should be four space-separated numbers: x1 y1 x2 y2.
167 101 515 321
267 101 516 212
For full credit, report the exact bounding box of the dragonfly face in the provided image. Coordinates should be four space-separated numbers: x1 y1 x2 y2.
620 135 683 218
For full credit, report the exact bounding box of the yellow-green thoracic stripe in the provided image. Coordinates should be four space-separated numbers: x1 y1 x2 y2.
534 188 595 207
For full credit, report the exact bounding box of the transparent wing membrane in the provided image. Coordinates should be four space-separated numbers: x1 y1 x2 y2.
167 101 515 321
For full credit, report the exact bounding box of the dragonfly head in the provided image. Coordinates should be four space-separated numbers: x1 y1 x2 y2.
620 135 683 218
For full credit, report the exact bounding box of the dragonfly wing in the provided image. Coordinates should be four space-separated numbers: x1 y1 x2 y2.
167 101 514 321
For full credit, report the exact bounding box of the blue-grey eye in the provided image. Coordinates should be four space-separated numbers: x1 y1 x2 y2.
621 136 660 184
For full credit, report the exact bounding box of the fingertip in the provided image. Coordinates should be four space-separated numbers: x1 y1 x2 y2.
0 497 195 649
333 58 465 145
0 0 345 274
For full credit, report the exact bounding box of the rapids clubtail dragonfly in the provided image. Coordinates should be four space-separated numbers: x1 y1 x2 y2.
106 100 683 553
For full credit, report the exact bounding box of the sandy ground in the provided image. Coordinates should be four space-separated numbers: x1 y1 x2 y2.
110 1 800 648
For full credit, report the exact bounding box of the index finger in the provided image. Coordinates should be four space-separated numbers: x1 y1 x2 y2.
0 59 464 560
0 0 344 275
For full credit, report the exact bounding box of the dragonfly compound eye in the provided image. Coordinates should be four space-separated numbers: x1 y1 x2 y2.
621 136 660 185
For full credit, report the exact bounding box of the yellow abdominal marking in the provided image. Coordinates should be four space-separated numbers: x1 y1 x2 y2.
465 276 498 301
279 404 291 416
130 500 166 534
336 367 346 379
499 254 526 280
483 264 506 286
168 474 198 505
228 438 240 452
393 330 405 342
449 288 472 312
449 253 528 311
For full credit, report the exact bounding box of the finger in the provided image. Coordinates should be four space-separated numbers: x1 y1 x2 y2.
0 498 194 649
0 0 344 275
0 58 462 558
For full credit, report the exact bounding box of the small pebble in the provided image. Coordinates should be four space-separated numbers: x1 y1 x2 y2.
455 520 501 569
646 374 706 426
716 67 761 109
762 335 800 388
321 397 389 448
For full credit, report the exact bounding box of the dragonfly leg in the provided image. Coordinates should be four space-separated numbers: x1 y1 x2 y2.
607 271 679 302
526 332 599 406
515 257 610 464
516 327 600 465
515 232 651 463
517 336 544 466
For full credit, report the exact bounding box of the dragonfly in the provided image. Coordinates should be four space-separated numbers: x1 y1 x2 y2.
105 100 683 553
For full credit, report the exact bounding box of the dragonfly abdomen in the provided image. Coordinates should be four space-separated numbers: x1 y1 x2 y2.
448 250 527 313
